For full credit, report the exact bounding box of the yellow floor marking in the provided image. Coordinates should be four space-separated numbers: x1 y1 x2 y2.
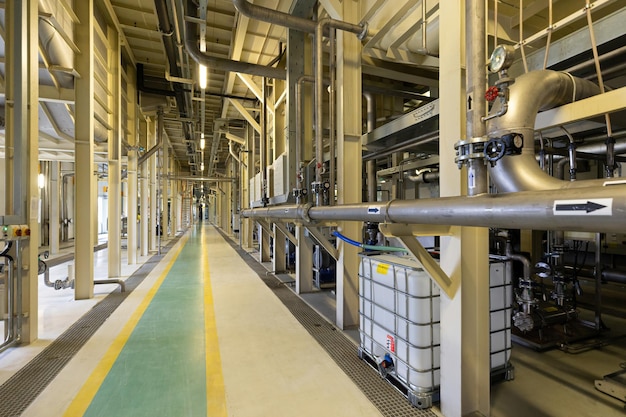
63 235 188 417
202 229 228 417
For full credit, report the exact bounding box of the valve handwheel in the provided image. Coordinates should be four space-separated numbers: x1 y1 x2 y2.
485 86 499 102
485 138 506 162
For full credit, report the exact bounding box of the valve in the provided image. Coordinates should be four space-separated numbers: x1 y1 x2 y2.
485 86 499 102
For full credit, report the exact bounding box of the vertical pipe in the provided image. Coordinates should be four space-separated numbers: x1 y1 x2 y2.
466 0 488 196
315 23 325 196
594 232 602 330
128 148 137 264
519 0 529 73
584 0 614 177
261 77 267 205
329 28 336 206
49 161 60 254
364 92 377 202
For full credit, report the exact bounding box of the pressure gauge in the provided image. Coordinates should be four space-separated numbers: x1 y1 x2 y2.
488 44 515 73
512 134 523 149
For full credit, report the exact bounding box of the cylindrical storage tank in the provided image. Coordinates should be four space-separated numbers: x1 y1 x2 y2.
358 254 440 408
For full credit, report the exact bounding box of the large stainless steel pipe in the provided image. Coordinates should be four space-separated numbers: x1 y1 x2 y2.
242 181 626 233
487 70 600 192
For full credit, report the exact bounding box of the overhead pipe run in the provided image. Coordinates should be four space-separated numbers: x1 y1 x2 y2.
242 181 626 234
486 70 602 192
184 0 286 80
233 0 367 206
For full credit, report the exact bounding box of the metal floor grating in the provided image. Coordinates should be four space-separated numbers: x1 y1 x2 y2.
221 230 437 417
0 239 178 417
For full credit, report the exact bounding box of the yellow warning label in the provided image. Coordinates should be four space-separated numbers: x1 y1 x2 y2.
376 263 390 275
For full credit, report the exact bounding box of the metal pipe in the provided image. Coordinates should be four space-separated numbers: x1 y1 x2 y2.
364 92 377 203
328 28 335 206
584 0 614 177
315 18 365 194
233 0 318 34
261 77 267 205
506 240 531 282
242 182 626 233
295 75 314 191
466 0 488 195
0 254 15 352
486 70 600 192
407 170 439 184
184 0 286 80
594 232 602 330
560 126 577 181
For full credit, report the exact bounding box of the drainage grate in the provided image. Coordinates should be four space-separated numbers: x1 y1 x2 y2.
221 230 437 417
0 239 178 417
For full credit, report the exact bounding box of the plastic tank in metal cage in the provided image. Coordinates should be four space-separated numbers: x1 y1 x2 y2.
358 254 440 408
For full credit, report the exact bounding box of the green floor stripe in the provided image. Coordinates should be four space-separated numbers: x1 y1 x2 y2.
84 228 207 417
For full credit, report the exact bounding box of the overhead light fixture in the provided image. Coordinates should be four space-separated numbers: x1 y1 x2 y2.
38 173 45 189
200 162 205 171
200 133 205 150
199 64 207 89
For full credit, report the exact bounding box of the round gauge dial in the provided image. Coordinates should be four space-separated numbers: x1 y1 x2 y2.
488 44 515 73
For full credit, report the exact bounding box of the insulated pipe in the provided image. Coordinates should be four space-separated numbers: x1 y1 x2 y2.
486 70 600 192
184 0 285 80
241 182 626 233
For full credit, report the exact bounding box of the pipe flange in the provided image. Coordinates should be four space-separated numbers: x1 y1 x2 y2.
299 203 312 223
357 22 369 41
455 136 488 168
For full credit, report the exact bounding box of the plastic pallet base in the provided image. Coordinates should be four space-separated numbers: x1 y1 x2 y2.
358 347 439 409
491 363 515 383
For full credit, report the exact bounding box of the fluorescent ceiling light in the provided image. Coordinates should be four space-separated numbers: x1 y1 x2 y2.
199 64 207 89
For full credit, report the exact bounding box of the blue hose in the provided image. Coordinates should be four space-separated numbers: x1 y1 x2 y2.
331 231 408 253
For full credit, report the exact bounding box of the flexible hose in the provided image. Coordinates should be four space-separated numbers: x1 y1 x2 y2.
331 231 407 253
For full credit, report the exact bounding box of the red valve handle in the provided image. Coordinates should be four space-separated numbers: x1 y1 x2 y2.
485 86 499 102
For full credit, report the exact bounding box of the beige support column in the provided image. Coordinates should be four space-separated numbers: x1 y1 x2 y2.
92 163 98 247
259 223 271 263
273 223 286 273
171 177 178 234
162 135 169 239
333 1 362 330
295 226 313 293
107 26 121 277
126 65 138 264
22 0 39 342
74 0 95 299
128 148 138 264
139 118 149 257
149 116 158 252
242 125 254 248
439 1 490 416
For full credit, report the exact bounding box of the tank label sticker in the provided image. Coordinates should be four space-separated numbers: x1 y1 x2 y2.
376 263 390 275
386 334 396 353
553 198 612 216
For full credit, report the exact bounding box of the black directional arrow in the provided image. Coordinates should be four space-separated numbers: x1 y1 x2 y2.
555 201 607 213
